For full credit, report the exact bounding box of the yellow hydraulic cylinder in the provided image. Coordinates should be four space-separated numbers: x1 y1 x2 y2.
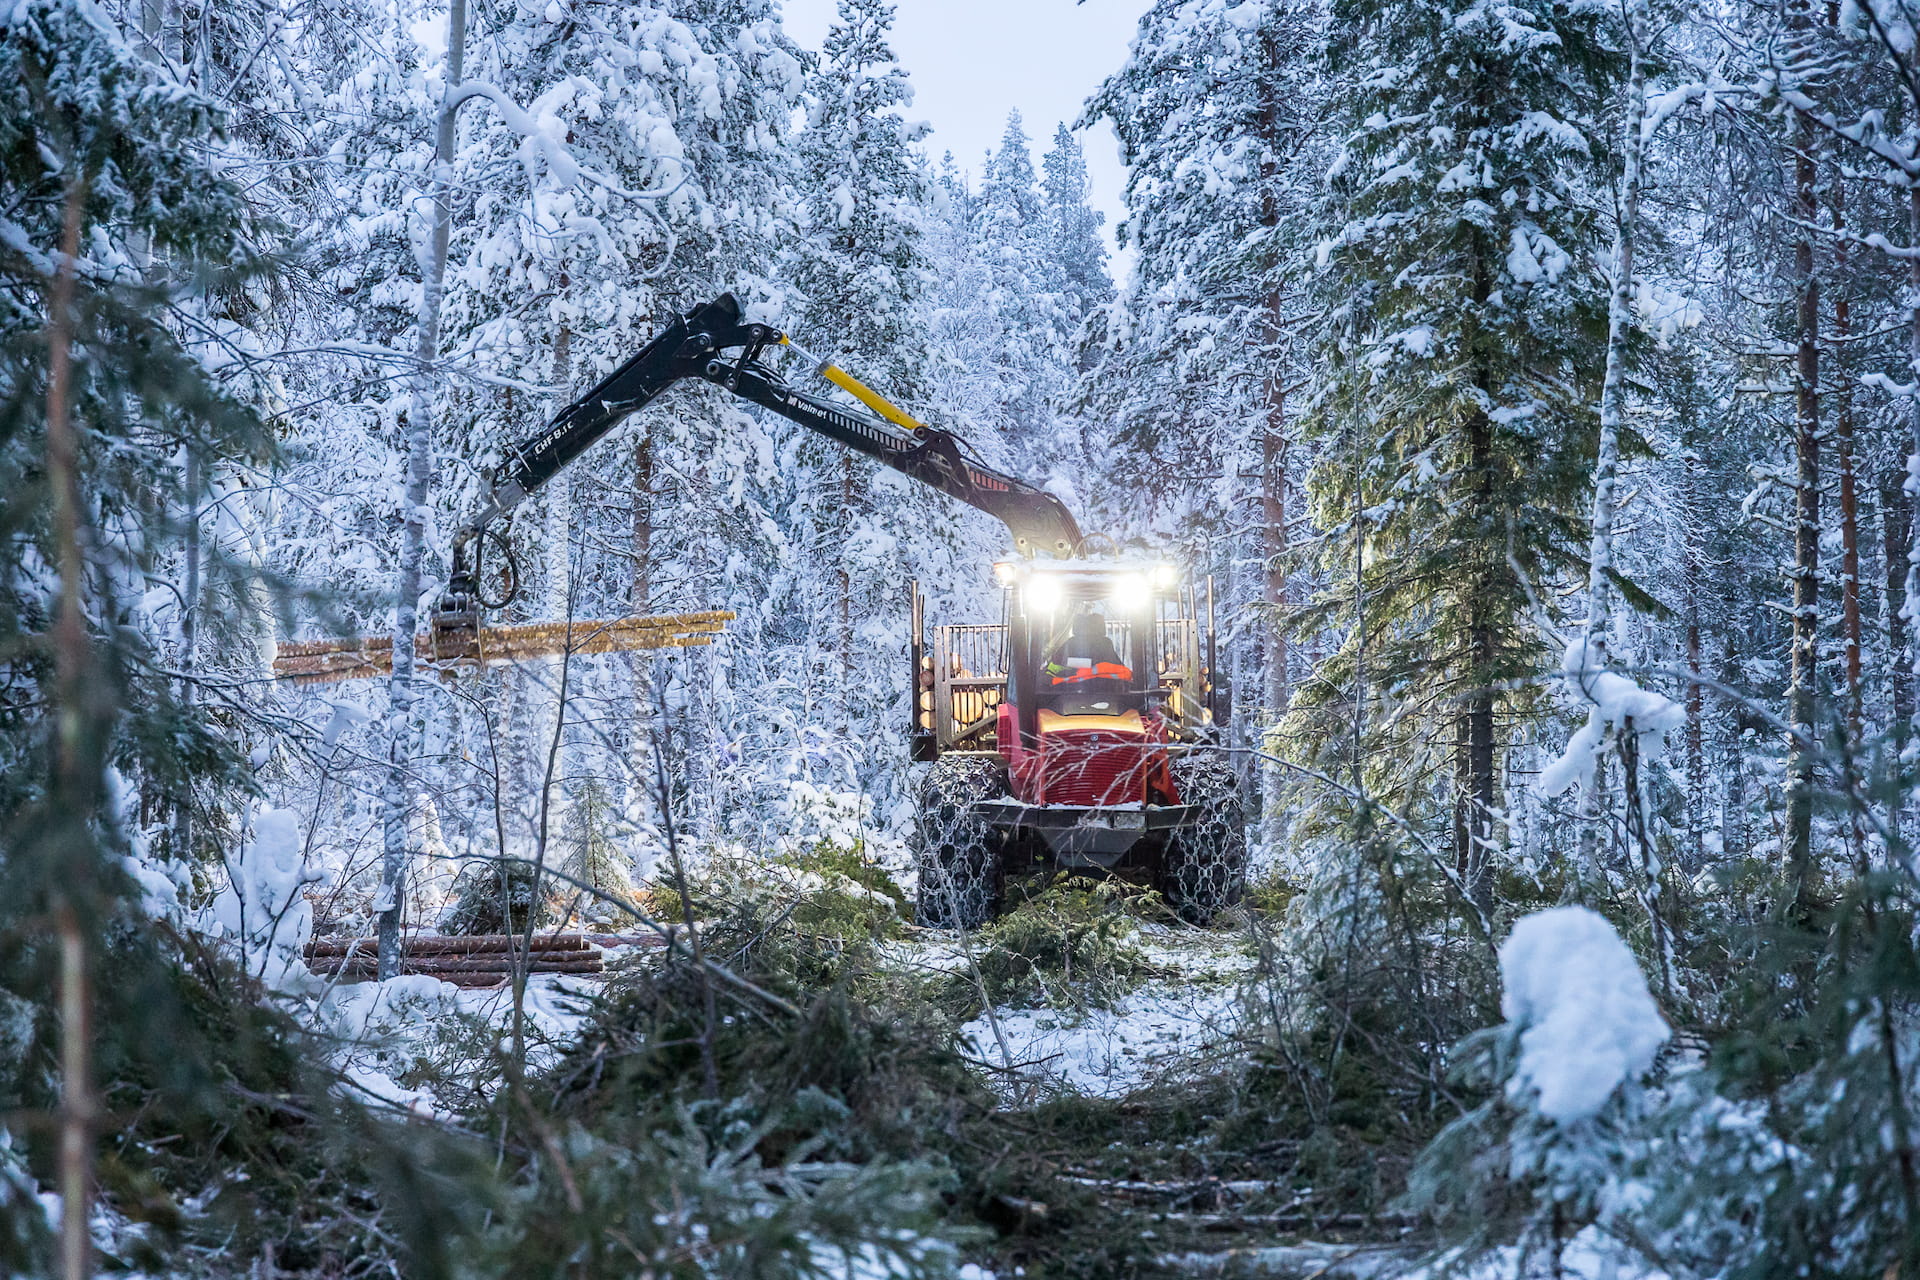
782 336 925 432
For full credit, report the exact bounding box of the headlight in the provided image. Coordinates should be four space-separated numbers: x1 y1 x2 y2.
1025 575 1062 615
1150 564 1179 590
1110 573 1152 612
992 561 1018 587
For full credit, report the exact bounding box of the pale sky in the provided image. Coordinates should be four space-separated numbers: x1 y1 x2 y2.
777 0 1146 271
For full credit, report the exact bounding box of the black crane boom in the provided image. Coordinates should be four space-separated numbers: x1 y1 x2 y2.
436 293 1082 644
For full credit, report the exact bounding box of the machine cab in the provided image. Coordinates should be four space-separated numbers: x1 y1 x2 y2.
908 560 1223 773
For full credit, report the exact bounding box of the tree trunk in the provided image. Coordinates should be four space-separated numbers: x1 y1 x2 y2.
1573 18 1648 878
1686 607 1707 868
1835 253 1861 736
1834 204 1866 867
632 434 654 615
1887 479 1913 767
628 430 656 830
1256 23 1292 859
1584 16 1646 662
838 451 857 752
378 0 467 981
172 448 201 860
1905 182 1920 789
1259 417 1289 853
1460 399 1497 911
539 324 574 865
47 177 99 1280
1783 116 1821 909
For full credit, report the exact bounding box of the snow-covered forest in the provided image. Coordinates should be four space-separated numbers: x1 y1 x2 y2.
6 0 1920 1272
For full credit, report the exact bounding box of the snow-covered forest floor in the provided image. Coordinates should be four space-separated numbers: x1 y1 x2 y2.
233 850 1672 1280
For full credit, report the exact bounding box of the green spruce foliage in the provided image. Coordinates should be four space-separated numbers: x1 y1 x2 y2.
1294 0 1622 903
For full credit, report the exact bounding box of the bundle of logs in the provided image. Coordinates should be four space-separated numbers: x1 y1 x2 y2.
274 610 736 686
304 932 610 989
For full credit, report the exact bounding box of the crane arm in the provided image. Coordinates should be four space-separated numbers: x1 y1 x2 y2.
436 293 1081 643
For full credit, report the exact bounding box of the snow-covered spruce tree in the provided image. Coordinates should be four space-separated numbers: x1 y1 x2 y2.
1079 0 1325 857
1295 0 1621 908
778 0 936 797
1040 122 1112 346
918 153 1022 482
0 0 276 956
970 111 1076 483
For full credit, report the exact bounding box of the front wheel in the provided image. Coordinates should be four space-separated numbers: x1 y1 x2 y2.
914 755 1005 929
1157 753 1248 925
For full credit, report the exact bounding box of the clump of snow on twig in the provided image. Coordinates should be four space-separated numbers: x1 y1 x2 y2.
207 806 325 996
1539 636 1684 798
1499 907 1668 1124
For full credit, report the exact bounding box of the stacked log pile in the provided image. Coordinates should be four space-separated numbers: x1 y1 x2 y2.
305 932 612 988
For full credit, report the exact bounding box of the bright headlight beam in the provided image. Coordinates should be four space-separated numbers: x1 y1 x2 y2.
1111 573 1152 612
1025 575 1062 615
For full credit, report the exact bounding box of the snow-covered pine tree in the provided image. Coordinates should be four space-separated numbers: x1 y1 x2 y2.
1299 0 1621 905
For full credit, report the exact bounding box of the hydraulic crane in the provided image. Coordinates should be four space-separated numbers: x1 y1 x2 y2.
434 292 1081 648
436 292 1246 927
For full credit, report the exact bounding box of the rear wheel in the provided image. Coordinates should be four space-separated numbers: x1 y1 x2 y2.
914 755 1005 929
1157 753 1248 925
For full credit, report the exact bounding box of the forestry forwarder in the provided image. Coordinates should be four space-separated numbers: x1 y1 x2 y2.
436 293 1247 927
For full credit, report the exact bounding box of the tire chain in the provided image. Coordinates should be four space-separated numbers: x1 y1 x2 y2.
1158 753 1249 925
913 755 1005 930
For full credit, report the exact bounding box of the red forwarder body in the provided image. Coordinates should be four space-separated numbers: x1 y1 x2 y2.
909 561 1244 923
995 700 1177 807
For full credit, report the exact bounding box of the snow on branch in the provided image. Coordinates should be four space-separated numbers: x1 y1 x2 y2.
1500 906 1670 1124
1539 636 1684 799
442 78 690 202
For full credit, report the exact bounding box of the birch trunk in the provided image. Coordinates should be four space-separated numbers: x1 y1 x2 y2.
377 0 466 980
1575 17 1646 880
1584 17 1646 664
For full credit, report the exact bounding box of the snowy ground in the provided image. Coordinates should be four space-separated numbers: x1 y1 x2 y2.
319 970 598 1116
958 924 1255 1099
1164 1227 1668 1279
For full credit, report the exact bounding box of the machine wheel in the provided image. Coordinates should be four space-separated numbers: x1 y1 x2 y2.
1157 753 1248 925
914 755 1005 930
